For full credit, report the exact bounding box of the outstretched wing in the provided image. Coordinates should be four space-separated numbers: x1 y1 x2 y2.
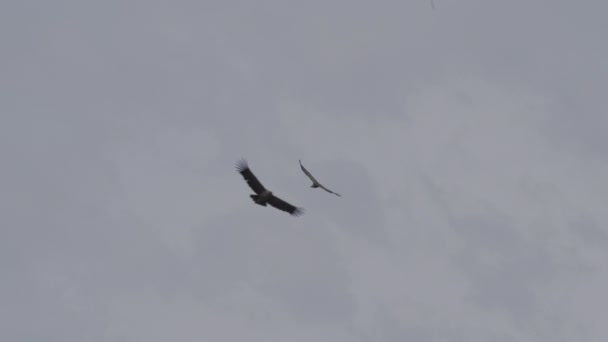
319 184 341 197
235 159 266 194
299 160 319 184
267 194 304 216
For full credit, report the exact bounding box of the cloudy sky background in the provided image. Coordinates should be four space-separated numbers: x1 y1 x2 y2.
2 0 608 341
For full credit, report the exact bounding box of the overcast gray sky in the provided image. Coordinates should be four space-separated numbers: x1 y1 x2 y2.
2 0 608 341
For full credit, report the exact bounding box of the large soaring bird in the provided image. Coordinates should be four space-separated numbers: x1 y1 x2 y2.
236 159 304 216
299 160 341 197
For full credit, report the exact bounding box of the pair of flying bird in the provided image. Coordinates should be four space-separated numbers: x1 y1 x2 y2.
236 159 340 216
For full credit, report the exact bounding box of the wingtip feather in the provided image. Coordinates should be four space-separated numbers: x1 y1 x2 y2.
235 158 249 172
291 207 305 217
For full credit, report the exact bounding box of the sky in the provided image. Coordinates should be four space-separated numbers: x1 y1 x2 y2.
2 0 608 341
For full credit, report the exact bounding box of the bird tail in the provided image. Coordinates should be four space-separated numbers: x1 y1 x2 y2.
250 194 266 206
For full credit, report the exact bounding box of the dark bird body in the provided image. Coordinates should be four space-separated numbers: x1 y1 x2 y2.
299 160 341 197
236 159 304 216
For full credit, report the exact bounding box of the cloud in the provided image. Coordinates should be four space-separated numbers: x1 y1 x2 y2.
2 1 608 341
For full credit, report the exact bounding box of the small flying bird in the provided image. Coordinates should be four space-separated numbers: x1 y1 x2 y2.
299 160 341 197
236 159 304 216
